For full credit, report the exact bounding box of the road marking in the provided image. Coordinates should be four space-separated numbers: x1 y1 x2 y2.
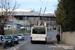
45 45 47 46
14 40 30 50
48 46 51 48
7 40 30 50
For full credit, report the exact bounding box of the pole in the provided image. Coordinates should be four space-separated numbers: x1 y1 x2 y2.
49 16 50 31
13 13 14 35
23 12 26 34
23 12 24 30
25 16 26 34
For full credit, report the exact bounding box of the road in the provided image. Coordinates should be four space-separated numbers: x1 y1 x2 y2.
3 30 64 50
16 30 64 50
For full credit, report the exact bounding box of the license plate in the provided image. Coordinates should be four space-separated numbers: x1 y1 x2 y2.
33 38 36 39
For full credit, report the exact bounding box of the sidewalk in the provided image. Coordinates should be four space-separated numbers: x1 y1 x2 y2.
49 35 75 50
0 46 3 50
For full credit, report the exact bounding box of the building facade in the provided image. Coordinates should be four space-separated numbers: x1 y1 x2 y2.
0 10 57 30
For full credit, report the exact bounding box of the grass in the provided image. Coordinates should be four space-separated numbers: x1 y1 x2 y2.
5 29 50 35
47 29 49 31
47 29 51 31
4 30 31 35
19 30 31 33
5 30 18 35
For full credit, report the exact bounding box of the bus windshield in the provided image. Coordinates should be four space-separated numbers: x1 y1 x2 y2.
32 28 45 34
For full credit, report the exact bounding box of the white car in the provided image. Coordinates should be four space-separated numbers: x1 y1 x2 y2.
4 27 9 30
17 34 24 40
27 28 31 30
20 27 27 30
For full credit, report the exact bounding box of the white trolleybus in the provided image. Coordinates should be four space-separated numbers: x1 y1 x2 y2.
31 26 47 43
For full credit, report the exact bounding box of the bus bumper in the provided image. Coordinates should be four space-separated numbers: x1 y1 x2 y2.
31 40 47 43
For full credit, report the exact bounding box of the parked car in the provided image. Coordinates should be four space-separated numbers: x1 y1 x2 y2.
11 35 19 44
1 35 14 48
0 35 3 44
20 27 27 30
17 34 24 40
21 28 27 30
4 27 9 30
27 28 31 30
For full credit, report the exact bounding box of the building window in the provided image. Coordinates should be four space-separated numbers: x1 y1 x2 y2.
26 17 29 20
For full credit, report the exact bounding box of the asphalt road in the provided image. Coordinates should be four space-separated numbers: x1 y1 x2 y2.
3 30 64 50
16 41 63 50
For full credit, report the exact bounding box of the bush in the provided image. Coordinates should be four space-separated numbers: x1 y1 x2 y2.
55 0 75 32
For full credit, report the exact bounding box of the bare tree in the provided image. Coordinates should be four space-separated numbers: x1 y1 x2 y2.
0 0 19 35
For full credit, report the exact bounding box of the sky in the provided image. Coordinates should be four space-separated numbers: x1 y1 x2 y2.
0 0 59 13
16 0 59 13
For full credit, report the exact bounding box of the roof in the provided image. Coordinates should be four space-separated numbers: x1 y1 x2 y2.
0 9 55 17
14 9 34 12
6 23 20 25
